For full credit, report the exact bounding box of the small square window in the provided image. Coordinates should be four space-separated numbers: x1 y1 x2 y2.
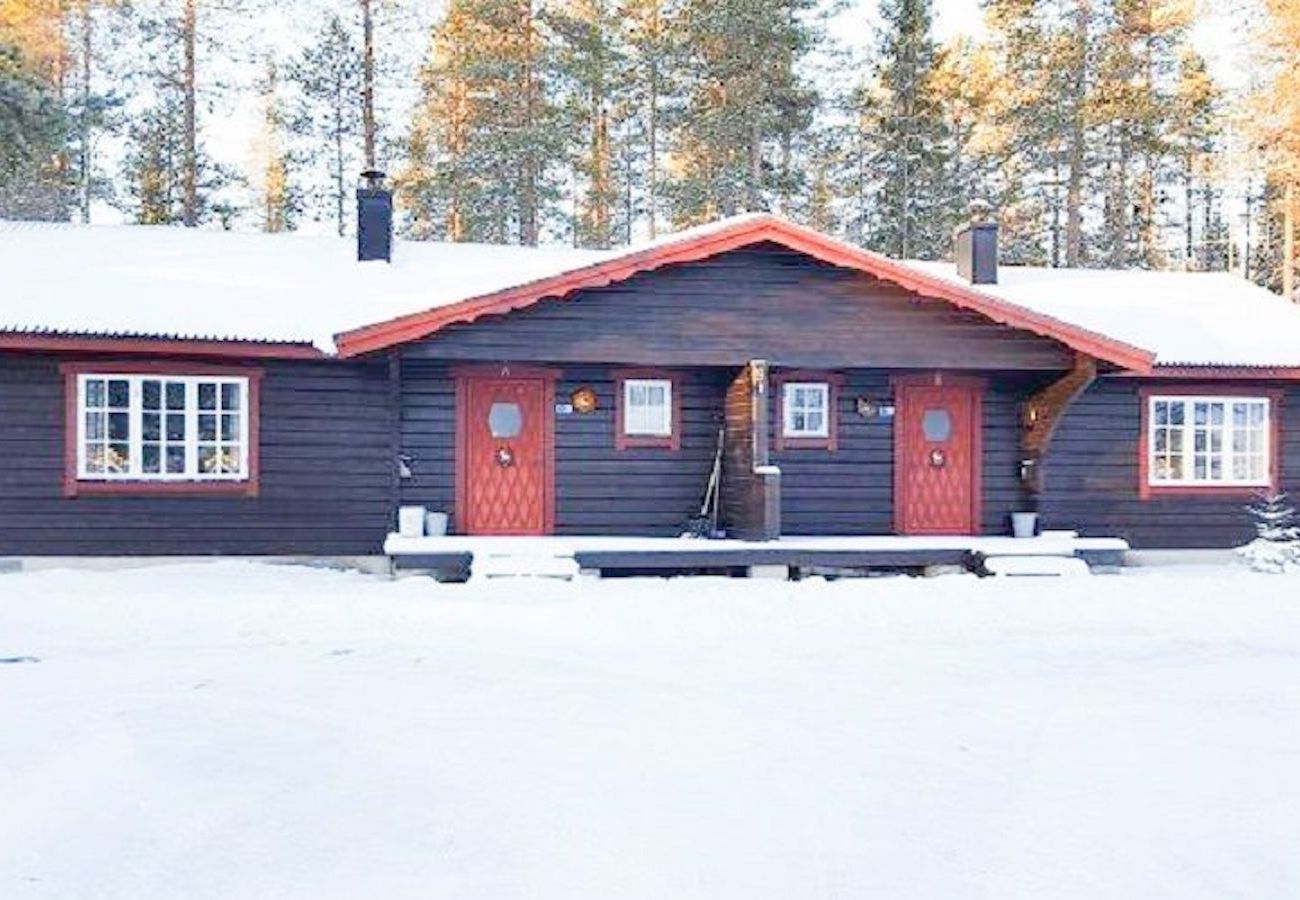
623 379 673 437
782 382 831 440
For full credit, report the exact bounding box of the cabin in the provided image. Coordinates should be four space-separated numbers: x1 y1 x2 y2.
3 182 1300 575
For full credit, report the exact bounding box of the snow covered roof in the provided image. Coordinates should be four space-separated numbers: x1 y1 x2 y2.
2 215 1298 370
906 261 1300 369
0 220 604 353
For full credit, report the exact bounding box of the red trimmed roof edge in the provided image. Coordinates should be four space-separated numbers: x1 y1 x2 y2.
333 214 1156 373
0 332 326 360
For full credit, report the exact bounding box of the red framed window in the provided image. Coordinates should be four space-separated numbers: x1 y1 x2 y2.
614 369 681 450
61 361 262 498
1138 387 1282 499
774 371 841 450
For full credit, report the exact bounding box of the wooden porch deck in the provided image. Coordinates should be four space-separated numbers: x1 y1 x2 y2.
384 533 1130 580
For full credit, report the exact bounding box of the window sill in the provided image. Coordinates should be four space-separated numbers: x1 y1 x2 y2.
1141 483 1273 500
616 435 679 451
776 434 836 451
64 480 259 499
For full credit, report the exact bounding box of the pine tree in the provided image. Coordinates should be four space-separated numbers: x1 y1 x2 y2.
857 0 952 258
1247 0 1300 298
402 0 565 244
115 0 235 226
620 0 678 238
550 0 629 248
289 14 363 235
666 0 819 225
1169 47 1224 269
1236 491 1300 573
983 0 1100 266
251 58 301 233
0 39 66 218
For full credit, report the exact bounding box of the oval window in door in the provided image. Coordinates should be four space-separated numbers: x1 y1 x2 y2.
489 402 523 438
922 408 952 442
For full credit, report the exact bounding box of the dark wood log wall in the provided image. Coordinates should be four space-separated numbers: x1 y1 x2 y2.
0 352 393 556
1040 378 1300 548
770 372 1041 536
401 245 1076 370
398 360 728 536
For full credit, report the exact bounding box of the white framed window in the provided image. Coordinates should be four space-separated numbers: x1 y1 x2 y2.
77 374 251 482
622 378 673 437
1147 395 1270 487
782 382 830 438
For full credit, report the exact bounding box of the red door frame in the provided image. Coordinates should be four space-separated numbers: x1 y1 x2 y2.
891 373 984 535
453 365 558 535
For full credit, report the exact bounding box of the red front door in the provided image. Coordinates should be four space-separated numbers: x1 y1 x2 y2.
894 379 982 535
458 375 553 535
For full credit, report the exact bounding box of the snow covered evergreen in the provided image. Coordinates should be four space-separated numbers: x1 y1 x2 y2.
1235 492 1300 573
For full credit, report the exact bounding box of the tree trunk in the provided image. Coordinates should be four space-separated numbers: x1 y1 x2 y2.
518 0 539 246
334 74 346 236
78 0 93 224
747 119 762 212
361 0 376 170
1286 182 1296 302
182 0 198 227
1064 0 1091 266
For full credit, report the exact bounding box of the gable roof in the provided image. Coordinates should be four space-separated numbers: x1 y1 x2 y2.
332 214 1155 371
5 215 1300 373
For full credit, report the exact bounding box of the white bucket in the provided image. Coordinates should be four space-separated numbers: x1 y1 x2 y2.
425 511 449 536
1010 512 1039 539
398 505 428 538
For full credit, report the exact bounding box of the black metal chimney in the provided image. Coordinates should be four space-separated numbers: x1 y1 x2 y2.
954 199 998 285
356 169 392 263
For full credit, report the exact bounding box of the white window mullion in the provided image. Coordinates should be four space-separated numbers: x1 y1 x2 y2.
127 377 142 479
185 379 199 479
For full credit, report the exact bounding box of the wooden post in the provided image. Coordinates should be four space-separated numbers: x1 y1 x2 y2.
1285 182 1296 303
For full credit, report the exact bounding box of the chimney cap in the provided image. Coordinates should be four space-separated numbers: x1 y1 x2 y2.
967 198 994 225
360 169 388 190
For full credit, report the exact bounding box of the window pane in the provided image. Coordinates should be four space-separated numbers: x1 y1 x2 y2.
166 414 186 441
922 409 952 442
107 444 129 472
166 446 186 474
107 380 129 407
86 412 105 441
625 380 670 436
108 412 130 440
221 382 241 411
143 413 161 441
86 379 105 407
199 414 217 441
143 380 161 410
488 402 522 439
166 381 186 410
198 383 217 410
143 445 161 474
220 414 240 442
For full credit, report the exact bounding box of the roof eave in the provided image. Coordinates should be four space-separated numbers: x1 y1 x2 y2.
0 332 327 361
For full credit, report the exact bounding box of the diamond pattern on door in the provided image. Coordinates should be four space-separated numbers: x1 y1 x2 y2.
461 377 551 535
895 381 980 535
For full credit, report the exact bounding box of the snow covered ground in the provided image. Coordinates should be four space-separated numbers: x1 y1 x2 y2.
2 563 1298 899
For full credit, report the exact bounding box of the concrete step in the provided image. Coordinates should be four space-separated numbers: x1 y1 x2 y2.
472 551 580 580
984 555 1092 577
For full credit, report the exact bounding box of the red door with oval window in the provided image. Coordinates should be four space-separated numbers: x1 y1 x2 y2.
456 372 555 535
894 377 982 535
